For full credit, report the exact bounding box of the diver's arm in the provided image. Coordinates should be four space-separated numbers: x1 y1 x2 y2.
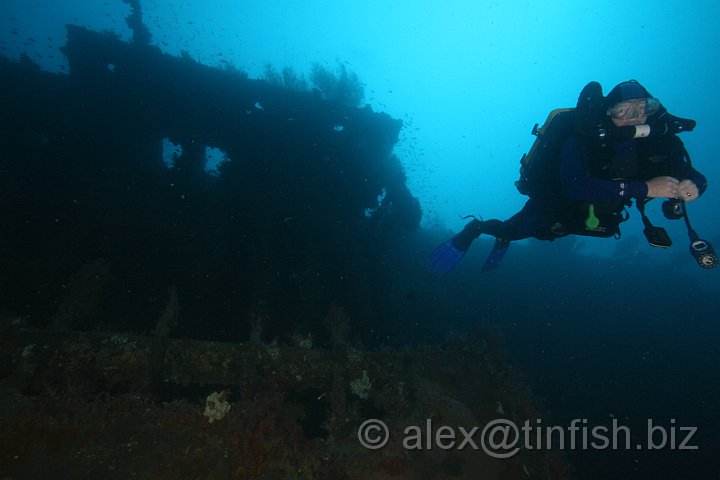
560 137 648 201
684 166 707 197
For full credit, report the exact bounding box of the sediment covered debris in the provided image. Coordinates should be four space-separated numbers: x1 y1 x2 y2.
0 325 569 479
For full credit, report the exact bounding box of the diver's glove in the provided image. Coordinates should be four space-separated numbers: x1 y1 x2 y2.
651 111 696 135
638 106 697 137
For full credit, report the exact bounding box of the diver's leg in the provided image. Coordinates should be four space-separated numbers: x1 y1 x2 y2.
467 200 546 242
428 200 556 274
476 201 557 271
426 219 485 274
487 199 565 241
450 203 537 250
427 213 526 274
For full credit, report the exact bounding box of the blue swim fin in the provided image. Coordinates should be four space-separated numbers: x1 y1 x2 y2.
481 238 510 272
427 239 467 275
427 220 484 275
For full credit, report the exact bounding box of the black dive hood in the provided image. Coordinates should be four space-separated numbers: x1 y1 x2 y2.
604 80 651 107
600 80 697 141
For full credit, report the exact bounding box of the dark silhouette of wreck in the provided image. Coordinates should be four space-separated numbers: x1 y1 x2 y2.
0 11 570 478
1 23 422 342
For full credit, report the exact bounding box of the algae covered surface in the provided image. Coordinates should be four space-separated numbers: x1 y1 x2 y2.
0 324 568 479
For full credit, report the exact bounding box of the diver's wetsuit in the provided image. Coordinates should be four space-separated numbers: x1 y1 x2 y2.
470 136 708 243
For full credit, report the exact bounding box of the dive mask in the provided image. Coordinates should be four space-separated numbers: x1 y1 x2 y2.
608 97 660 120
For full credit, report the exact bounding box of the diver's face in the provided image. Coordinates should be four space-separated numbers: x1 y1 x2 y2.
609 99 649 127
612 113 647 127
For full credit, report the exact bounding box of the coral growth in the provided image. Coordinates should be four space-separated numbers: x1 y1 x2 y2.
203 390 231 423
262 61 365 107
349 370 372 399
263 63 309 92
310 62 365 106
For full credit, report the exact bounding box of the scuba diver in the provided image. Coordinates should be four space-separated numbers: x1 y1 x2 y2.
428 80 717 273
